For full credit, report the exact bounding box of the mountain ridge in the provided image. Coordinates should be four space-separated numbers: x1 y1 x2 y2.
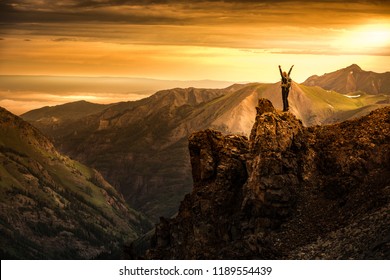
303 64 390 94
22 100 111 125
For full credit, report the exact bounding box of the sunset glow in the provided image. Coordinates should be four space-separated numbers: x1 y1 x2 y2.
0 0 389 114
333 23 390 54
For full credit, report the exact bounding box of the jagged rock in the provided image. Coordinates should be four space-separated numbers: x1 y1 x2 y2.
147 129 249 259
243 99 304 228
145 98 390 259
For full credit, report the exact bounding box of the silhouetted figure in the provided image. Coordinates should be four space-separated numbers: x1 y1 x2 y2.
278 65 294 111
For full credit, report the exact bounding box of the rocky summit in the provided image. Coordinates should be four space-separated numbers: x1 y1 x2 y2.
146 99 390 259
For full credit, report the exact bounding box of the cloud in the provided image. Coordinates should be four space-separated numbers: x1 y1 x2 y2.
0 0 389 84
270 49 390 57
52 37 79 42
1 0 389 27
2 0 389 50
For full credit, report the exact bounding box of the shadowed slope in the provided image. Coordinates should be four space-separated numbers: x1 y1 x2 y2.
0 107 152 259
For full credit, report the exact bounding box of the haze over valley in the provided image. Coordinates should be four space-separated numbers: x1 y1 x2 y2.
0 75 233 115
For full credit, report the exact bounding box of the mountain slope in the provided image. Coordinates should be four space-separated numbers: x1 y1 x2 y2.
303 64 390 94
146 99 390 259
0 107 152 259
21 82 389 221
21 86 248 220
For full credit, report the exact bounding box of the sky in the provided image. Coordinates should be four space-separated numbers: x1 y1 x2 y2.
0 0 390 113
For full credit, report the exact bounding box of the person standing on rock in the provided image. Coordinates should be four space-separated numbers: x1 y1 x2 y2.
278 65 294 112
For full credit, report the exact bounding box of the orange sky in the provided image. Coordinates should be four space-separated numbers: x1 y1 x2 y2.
0 0 389 81
0 0 389 113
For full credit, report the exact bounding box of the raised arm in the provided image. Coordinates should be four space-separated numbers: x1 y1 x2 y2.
278 65 283 77
288 65 294 76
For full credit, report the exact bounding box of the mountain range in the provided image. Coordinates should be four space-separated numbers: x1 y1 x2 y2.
0 107 152 259
0 75 234 115
0 75 234 96
21 65 390 222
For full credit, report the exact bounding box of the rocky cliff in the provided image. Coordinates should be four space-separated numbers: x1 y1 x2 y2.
146 99 390 259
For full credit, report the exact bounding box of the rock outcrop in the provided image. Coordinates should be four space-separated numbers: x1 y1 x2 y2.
146 99 390 259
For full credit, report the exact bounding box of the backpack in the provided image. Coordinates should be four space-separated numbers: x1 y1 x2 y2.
282 77 292 88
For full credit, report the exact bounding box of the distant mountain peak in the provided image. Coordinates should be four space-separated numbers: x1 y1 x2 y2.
345 64 362 72
303 64 390 94
69 100 91 104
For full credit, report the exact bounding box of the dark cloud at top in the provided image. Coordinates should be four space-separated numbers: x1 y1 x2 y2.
0 0 207 27
62 0 390 6
0 0 389 54
1 0 389 26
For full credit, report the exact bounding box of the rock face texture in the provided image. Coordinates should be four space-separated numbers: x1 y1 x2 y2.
146 99 390 259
